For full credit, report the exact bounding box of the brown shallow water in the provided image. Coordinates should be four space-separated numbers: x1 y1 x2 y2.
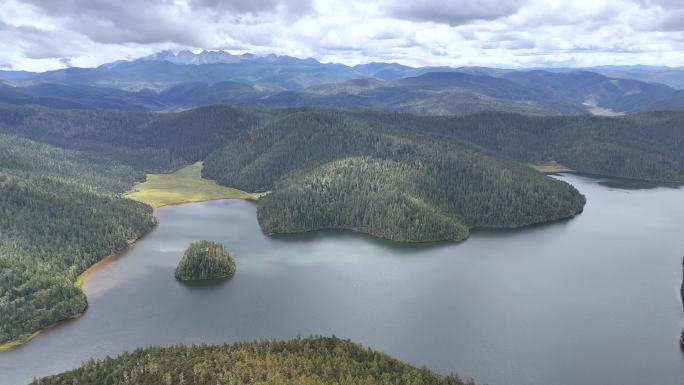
2 174 684 385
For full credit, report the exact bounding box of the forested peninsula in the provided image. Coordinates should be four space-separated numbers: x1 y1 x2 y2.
2 103 684 346
30 337 474 385
203 110 586 242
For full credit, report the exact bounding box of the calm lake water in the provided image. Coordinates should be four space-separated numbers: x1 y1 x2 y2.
2 174 684 385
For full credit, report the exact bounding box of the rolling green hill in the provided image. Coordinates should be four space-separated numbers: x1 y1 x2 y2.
30 337 472 385
204 109 586 242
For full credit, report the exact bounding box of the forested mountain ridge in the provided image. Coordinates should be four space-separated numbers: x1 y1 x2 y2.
1 103 682 185
203 109 586 242
30 337 472 385
0 134 156 347
430 111 684 182
0 103 271 172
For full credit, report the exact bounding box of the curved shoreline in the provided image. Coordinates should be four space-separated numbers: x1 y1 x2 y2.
0 193 259 353
0 225 158 353
261 204 585 245
0 173 588 353
0 179 583 352
74 231 156 290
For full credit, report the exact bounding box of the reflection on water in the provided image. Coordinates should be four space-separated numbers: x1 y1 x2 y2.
2 174 684 385
595 175 682 190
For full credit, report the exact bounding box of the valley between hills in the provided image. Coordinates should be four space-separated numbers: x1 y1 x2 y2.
1 50 684 385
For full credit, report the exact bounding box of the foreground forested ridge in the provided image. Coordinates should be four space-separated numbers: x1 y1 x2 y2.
30 337 473 385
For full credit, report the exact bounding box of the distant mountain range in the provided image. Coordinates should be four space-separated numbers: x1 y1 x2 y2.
538 65 684 89
1 50 684 115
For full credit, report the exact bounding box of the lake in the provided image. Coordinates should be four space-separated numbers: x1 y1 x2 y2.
2 174 684 385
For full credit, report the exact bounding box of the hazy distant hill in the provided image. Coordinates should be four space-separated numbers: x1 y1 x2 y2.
0 54 365 90
542 65 684 90
3 51 684 115
500 70 676 114
256 71 587 115
644 89 684 111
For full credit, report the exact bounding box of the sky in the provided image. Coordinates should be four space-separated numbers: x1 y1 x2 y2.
2 0 684 72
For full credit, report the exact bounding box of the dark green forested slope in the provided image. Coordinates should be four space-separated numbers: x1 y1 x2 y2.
204 110 586 242
0 134 156 346
0 103 271 173
428 111 684 182
2 103 682 184
31 337 472 385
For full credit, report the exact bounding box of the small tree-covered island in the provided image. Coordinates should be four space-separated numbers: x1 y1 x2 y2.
175 240 236 281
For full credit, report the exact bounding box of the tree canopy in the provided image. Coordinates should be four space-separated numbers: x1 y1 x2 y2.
175 240 236 281
30 337 473 385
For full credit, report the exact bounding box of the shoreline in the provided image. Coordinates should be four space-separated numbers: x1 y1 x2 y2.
134 194 263 209
122 161 269 209
0 193 256 353
263 209 583 245
0 169 662 353
540 168 684 186
74 228 157 289
0 224 158 353
0 331 40 353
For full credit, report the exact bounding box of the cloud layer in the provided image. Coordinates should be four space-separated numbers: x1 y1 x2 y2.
2 0 684 71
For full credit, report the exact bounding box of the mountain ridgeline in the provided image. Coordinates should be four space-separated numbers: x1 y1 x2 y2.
30 337 472 385
5 52 684 116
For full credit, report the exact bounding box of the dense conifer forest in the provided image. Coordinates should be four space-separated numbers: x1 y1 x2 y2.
30 337 472 385
432 111 684 182
0 134 156 346
175 240 236 281
1 102 684 343
203 110 585 241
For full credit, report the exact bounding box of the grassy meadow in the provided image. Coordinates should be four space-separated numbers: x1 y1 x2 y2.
531 161 575 174
125 162 264 208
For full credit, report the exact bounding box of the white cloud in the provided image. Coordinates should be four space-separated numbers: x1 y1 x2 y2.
2 0 684 71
